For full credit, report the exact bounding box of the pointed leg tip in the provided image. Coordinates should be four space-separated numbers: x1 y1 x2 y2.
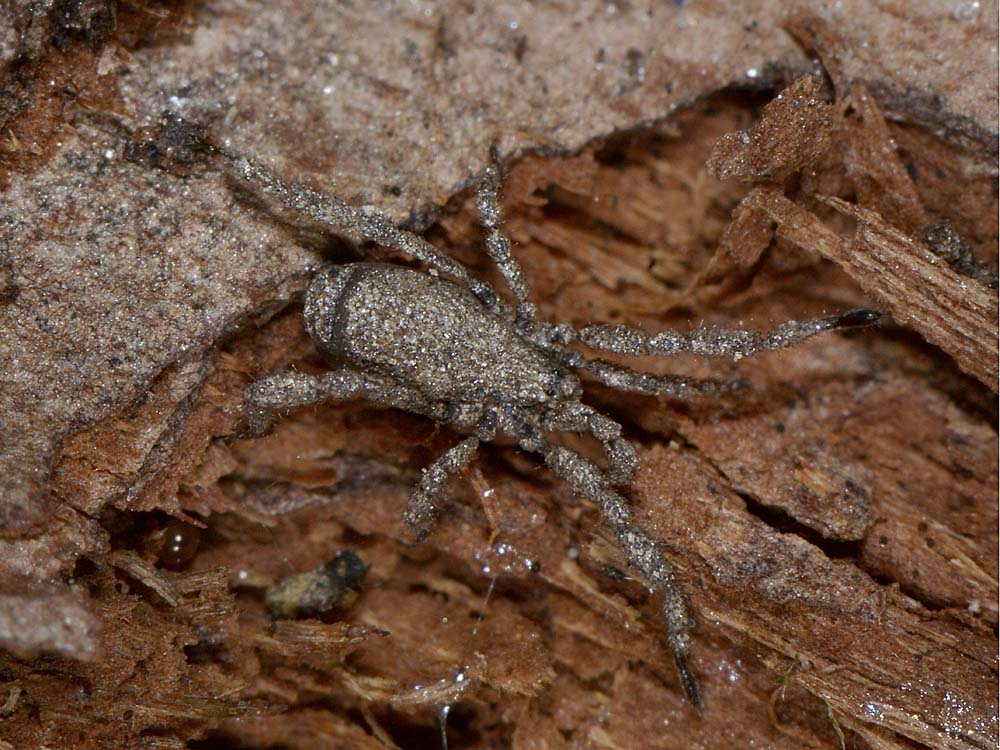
402 504 437 543
403 517 431 543
835 308 883 328
674 653 703 709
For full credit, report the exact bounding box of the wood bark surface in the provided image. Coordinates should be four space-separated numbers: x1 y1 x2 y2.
0 3 996 749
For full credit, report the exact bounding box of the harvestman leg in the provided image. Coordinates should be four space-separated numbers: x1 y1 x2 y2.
516 420 702 706
403 408 501 540
580 359 736 398
404 435 481 540
475 164 538 328
210 146 503 312
532 325 738 398
541 311 881 397
574 309 882 359
542 402 638 486
245 369 497 540
243 369 451 437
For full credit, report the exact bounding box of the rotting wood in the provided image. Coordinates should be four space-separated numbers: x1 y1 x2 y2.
745 189 998 389
0 7 996 746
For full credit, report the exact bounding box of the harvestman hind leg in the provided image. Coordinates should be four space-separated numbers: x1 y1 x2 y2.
243 369 452 437
210 146 503 312
245 370 502 541
515 420 702 706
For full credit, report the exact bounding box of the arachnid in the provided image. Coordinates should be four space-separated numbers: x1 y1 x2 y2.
218 145 879 706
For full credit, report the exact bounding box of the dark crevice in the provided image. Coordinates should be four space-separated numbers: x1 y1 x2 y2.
187 731 291 749
731 487 864 561
660 430 864 558
736 482 959 618
865 571 950 615
367 704 483 750
694 447 957 616
863 323 998 428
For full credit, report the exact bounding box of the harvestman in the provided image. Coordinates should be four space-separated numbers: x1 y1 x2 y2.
209 142 878 705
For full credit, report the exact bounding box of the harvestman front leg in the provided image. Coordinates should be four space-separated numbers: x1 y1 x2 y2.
534 326 737 398
545 310 881 397
403 407 501 540
542 402 638 486
516 420 702 706
575 309 882 359
580 359 736 398
475 164 537 328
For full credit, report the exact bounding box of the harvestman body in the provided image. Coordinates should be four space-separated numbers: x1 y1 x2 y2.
219 145 878 706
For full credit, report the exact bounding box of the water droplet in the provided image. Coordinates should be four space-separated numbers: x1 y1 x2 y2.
953 1 980 21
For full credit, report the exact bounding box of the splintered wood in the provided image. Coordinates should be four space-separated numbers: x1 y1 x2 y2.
752 191 997 387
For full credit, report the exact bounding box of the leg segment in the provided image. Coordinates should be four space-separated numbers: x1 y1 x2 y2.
576 309 881 360
581 358 736 398
516 420 701 706
403 436 480 540
402 408 500 541
532 327 733 398
213 147 501 312
541 402 638 486
242 369 450 437
475 165 537 328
